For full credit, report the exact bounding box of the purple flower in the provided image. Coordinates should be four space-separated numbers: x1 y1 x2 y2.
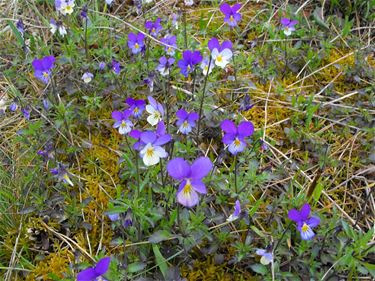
98 62 106 70
220 2 241 27
146 96 164 126
112 110 133 135
128 32 145 54
77 257 110 281
43 98 50 110
9 102 18 112
80 5 88 19
37 143 54 161
156 56 175 76
167 157 213 208
281 18 298 36
107 213 119 222
220 120 254 155
50 19 67 37
21 107 30 120
176 109 199 135
136 131 171 166
125 98 145 118
227 200 241 222
239 94 254 111
160 35 177 55
208 37 232 52
16 19 25 34
82 72 93 83
111 60 121 75
288 203 320 240
50 163 73 186
177 50 203 77
200 57 214 76
32 56 55 84
144 73 154 93
256 249 273 265
171 13 179 29
145 18 163 37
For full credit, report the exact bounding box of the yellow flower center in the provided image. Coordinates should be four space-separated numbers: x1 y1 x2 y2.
234 138 241 146
146 146 154 158
151 28 156 33
65 5 73 13
301 223 309 232
229 15 234 22
42 72 49 78
182 121 189 128
135 43 139 49
154 111 160 119
183 180 192 196
216 55 223 62
120 121 127 128
133 107 139 114
167 47 172 53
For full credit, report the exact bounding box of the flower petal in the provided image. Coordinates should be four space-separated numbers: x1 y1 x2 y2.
307 216 320 228
208 37 220 51
221 119 237 134
153 134 171 146
140 131 157 144
237 121 254 137
176 109 188 120
300 203 311 221
219 3 231 15
191 179 207 194
95 257 111 275
111 111 123 121
77 268 98 281
288 208 301 222
190 157 212 179
177 187 199 208
167 158 190 180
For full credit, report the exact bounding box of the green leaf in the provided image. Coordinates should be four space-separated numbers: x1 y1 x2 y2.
362 262 375 277
249 264 268 275
152 244 168 278
312 181 324 202
149 230 172 244
250 225 265 238
7 20 24 47
127 262 146 273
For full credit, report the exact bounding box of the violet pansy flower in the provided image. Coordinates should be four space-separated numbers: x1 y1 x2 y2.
56 0 75 15
156 56 175 77
220 2 241 27
50 19 67 37
200 57 214 76
128 32 145 54
167 157 212 208
281 18 298 36
111 60 121 75
125 98 145 118
227 200 241 222
77 256 110 281
32 56 55 84
112 110 133 135
50 163 73 186
288 203 320 240
220 120 254 155
146 96 164 126
160 35 177 56
144 73 154 92
145 18 163 37
82 72 93 83
16 19 25 34
137 131 171 166
256 249 273 265
208 37 233 68
176 109 199 135
177 50 202 77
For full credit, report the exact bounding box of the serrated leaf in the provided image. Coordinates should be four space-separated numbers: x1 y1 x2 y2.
152 244 168 278
149 230 172 244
